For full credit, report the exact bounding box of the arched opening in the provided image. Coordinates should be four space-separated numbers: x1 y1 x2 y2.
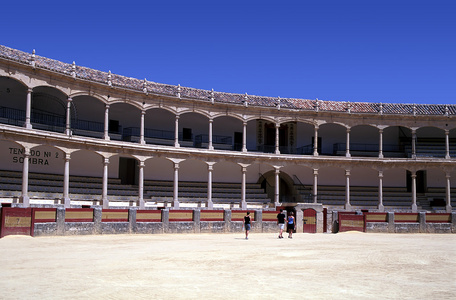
142 108 176 146
179 112 209 148
110 102 141 141
31 86 67 133
0 76 27 126
71 95 106 139
318 123 346 156
258 169 295 203
350 125 379 157
213 115 242 151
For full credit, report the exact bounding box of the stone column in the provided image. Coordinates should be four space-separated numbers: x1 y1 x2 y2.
378 129 384 158
138 160 145 208
206 163 215 209
411 171 417 212
102 157 109 209
446 172 452 213
313 169 318 203
208 119 214 150
174 115 180 147
128 208 137 234
140 110 146 145
173 162 180 208
242 121 247 152
296 209 304 233
346 128 351 157
411 129 417 159
387 212 395 233
345 169 351 210
275 123 280 154
56 207 65 235
20 147 30 207
65 97 72 136
419 212 426 233
24 88 33 129
378 170 384 212
63 153 71 208
193 210 201 233
104 104 110 140
274 167 280 206
313 125 319 156
241 165 247 209
445 130 450 159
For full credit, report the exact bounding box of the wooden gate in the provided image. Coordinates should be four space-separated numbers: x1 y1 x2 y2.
338 213 365 232
1 207 33 238
302 209 317 233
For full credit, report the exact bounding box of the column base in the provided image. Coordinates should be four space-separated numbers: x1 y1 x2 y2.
102 199 109 209
344 203 352 211
173 200 180 209
377 204 385 212
63 196 71 208
19 195 30 207
138 199 145 209
446 205 452 213
411 203 418 213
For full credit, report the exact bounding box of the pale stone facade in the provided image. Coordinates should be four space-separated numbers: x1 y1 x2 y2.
0 45 455 214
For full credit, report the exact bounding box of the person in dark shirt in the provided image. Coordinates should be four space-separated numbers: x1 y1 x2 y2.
277 209 286 239
244 211 251 240
287 212 296 239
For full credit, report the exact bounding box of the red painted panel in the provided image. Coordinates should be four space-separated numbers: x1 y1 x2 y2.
200 210 224 222
65 208 94 222
1 207 33 238
102 209 129 222
365 212 388 222
395 213 419 223
231 210 255 222
262 211 280 222
136 210 162 222
169 210 194 222
425 213 451 223
339 213 365 232
32 208 57 223
303 209 317 233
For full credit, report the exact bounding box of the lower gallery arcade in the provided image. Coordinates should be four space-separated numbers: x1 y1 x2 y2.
0 134 454 213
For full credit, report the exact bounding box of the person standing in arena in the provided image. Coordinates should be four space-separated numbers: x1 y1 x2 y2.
287 211 296 239
277 209 286 238
244 211 251 239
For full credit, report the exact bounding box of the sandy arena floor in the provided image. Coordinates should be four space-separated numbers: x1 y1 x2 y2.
0 232 455 300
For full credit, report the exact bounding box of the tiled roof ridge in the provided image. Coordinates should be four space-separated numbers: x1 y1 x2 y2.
0 44 454 116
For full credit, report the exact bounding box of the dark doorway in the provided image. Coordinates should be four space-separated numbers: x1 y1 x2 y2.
119 157 138 185
406 170 426 193
234 131 243 151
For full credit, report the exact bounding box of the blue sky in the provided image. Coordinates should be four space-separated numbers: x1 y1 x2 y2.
2 0 455 104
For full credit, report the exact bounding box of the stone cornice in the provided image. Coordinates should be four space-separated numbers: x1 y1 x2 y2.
1 44 455 117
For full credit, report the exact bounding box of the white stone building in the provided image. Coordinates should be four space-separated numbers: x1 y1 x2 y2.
0 45 454 213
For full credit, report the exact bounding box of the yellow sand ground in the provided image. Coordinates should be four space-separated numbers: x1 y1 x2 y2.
0 232 455 300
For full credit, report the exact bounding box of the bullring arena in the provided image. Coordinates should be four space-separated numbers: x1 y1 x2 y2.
0 44 455 298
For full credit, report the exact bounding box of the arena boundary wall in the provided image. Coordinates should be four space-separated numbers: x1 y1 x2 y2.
0 206 282 237
337 211 456 233
1 206 455 238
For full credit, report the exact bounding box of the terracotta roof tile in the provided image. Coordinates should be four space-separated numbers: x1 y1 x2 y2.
0 45 454 116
